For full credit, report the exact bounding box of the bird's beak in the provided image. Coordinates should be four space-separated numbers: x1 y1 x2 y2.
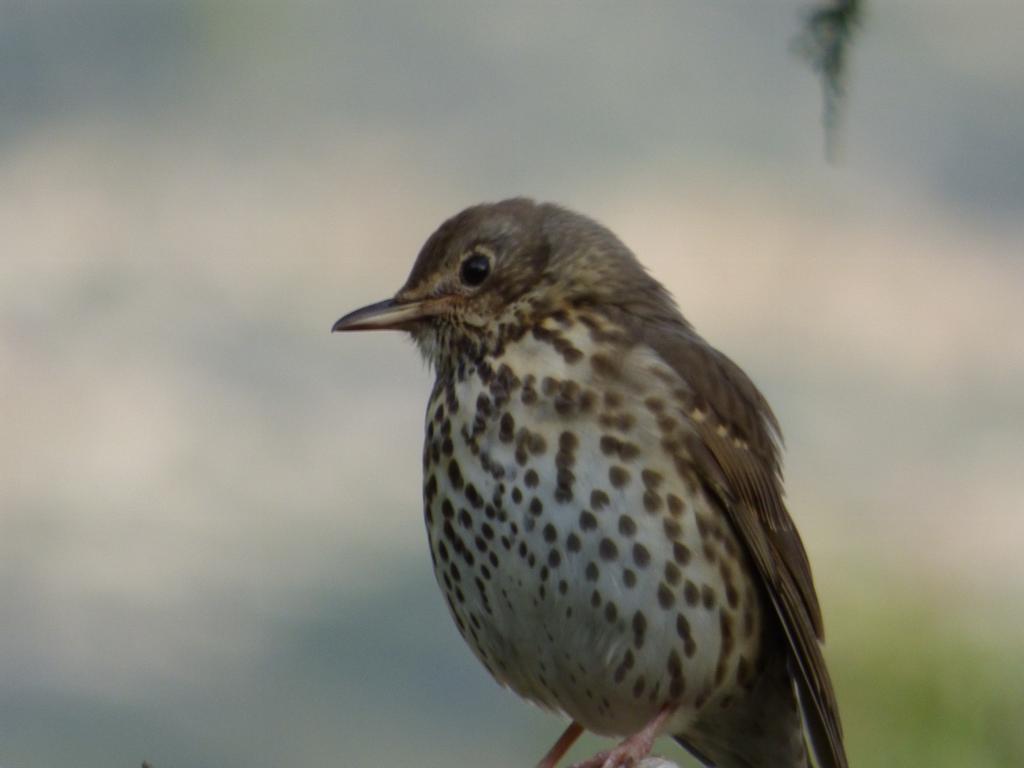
331 296 447 333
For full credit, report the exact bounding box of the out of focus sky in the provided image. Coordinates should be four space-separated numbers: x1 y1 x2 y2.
1 3 1022 767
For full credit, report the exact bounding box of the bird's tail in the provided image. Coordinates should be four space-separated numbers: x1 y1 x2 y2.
674 646 809 768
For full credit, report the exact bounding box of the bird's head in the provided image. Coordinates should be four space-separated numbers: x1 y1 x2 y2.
332 198 678 371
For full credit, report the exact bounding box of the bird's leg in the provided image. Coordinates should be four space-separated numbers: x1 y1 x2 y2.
536 721 585 768
568 707 676 768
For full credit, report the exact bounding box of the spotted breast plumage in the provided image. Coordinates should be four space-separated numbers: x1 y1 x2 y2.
333 199 848 768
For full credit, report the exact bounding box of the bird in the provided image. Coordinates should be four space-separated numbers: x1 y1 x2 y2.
332 198 848 768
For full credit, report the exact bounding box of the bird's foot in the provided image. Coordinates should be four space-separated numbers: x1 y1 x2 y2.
536 721 584 768
567 742 646 768
567 707 675 768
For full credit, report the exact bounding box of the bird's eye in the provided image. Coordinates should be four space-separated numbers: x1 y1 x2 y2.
459 252 491 287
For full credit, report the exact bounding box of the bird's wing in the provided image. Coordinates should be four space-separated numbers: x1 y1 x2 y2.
644 323 848 768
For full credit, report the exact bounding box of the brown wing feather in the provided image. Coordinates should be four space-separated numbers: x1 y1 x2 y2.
644 322 848 768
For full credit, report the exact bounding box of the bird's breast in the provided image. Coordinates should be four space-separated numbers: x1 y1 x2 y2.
421 312 765 736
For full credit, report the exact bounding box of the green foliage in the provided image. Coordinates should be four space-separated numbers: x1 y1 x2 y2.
827 586 1024 767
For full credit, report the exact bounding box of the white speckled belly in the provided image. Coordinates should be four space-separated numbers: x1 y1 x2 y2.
421 314 764 737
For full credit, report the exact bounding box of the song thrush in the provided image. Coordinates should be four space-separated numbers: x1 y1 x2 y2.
333 199 847 768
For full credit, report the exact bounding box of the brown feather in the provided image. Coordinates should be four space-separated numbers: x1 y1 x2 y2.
640 319 848 768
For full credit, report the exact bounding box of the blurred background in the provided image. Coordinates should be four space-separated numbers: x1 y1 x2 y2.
1 2 1022 766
